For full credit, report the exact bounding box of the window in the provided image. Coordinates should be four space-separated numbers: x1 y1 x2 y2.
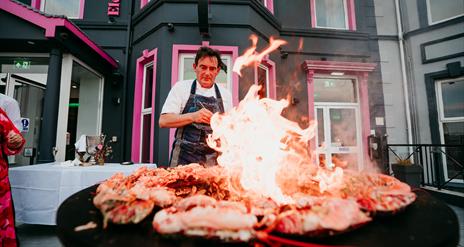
314 78 357 103
427 0 464 25
257 0 274 13
132 49 157 163
310 0 356 30
140 63 154 163
257 64 269 99
33 0 85 19
254 58 276 99
436 77 464 182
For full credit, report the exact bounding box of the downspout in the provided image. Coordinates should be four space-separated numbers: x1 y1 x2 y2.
121 0 134 162
394 0 413 148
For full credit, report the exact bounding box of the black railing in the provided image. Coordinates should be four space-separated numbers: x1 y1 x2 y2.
385 144 464 190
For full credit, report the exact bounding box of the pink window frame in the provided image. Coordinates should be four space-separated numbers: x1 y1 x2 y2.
262 0 274 14
168 41 239 155
254 55 276 99
302 60 375 168
309 0 356 31
131 48 158 163
31 0 85 19
140 0 150 9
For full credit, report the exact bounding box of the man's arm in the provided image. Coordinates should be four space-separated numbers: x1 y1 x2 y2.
159 108 213 128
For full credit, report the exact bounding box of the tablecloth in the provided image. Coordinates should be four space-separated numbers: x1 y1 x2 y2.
9 162 157 225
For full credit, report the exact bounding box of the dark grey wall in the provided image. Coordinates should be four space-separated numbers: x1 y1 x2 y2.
127 0 384 166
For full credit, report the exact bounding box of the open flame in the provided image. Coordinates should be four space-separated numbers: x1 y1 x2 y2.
232 34 287 77
207 35 343 204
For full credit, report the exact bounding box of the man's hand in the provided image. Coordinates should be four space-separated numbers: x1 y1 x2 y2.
7 131 23 149
191 108 213 124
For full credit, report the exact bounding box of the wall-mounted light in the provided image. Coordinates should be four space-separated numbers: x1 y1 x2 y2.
280 51 289 59
27 41 35 45
330 72 344 76
167 23 175 32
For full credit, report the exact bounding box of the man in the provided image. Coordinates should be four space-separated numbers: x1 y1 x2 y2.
159 47 233 167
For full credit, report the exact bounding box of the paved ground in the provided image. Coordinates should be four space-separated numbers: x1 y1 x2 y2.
15 205 464 247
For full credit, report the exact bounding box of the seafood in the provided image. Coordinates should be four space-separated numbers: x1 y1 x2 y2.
92 164 416 241
152 195 257 242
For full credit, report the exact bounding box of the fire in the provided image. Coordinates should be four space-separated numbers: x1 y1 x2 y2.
207 35 344 204
232 34 287 77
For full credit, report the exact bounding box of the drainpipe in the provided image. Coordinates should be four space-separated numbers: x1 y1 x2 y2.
394 0 413 149
121 0 134 162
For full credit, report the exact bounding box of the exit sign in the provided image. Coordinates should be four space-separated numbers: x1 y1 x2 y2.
14 60 31 69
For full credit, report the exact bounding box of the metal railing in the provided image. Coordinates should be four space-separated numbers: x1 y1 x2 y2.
385 144 464 190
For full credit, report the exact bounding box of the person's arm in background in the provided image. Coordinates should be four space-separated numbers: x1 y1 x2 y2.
0 109 25 155
4 99 22 132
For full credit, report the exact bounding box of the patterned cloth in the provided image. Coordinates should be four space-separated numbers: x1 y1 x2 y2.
0 108 25 247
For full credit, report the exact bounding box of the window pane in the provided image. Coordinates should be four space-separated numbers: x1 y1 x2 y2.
330 108 357 146
440 79 464 118
442 122 464 179
257 65 268 99
316 0 347 29
143 64 153 109
314 78 357 103
141 114 151 163
44 0 80 18
182 57 196 81
429 0 464 23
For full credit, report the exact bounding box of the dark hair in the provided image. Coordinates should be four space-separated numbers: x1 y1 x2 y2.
194 46 227 73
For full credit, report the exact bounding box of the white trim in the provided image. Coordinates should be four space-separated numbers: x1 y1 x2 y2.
426 0 464 25
141 62 154 112
139 62 154 161
435 76 464 183
55 54 73 162
314 0 349 30
258 63 270 97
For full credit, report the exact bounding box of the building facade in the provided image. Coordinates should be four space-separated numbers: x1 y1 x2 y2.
1 0 386 170
375 0 463 187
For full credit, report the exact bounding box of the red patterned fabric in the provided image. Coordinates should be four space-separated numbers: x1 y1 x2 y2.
0 108 25 247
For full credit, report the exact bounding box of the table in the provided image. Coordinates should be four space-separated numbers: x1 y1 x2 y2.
56 186 460 247
9 162 157 225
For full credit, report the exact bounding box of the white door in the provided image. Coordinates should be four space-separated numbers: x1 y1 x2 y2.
313 76 363 170
436 76 464 184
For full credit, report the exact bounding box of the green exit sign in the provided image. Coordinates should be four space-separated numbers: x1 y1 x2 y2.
14 60 31 69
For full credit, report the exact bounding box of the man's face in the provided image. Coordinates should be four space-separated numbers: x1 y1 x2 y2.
193 56 220 88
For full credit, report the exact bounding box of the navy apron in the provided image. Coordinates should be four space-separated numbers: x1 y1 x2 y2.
169 80 225 167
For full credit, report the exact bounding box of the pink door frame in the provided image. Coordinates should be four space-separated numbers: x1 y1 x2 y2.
302 60 376 168
168 41 239 155
131 48 158 163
